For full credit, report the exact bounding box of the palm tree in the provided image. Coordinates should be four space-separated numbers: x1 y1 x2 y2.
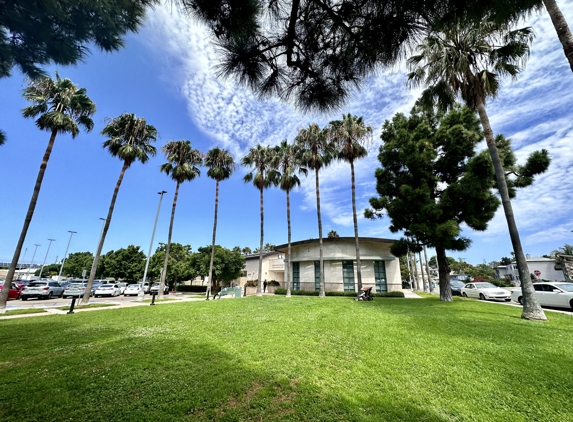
160 140 203 299
295 123 334 298
0 129 6 146
241 144 275 296
541 0 573 74
205 147 235 299
0 73 95 313
407 21 546 320
81 113 157 304
271 140 307 297
329 114 372 291
552 244 573 257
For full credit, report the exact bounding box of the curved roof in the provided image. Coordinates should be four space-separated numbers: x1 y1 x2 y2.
274 237 395 251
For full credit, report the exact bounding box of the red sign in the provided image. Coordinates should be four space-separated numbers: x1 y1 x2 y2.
534 270 541 276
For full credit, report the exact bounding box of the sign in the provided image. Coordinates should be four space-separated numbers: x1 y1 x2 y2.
534 270 541 277
82 269 87 278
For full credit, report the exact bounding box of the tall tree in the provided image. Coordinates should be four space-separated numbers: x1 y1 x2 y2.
189 245 244 292
159 140 203 299
81 113 157 304
178 0 543 112
61 251 96 279
366 105 500 301
329 113 372 290
0 0 159 79
242 144 275 296
295 123 334 297
407 20 548 319
149 243 194 289
204 147 236 299
0 73 95 313
100 245 146 282
541 0 573 74
271 140 306 297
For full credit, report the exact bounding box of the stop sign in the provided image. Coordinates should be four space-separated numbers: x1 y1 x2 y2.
534 270 541 276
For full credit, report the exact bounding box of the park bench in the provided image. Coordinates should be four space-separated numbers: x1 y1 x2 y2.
213 286 242 299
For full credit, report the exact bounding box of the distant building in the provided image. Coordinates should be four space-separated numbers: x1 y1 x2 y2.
495 257 565 284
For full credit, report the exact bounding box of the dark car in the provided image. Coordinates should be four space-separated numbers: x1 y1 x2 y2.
0 282 21 300
450 280 466 296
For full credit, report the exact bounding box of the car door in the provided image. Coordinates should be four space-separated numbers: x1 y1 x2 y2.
533 284 546 306
465 283 476 298
542 284 567 308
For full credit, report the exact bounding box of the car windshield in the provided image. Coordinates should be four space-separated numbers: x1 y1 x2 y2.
100 284 114 288
29 282 47 287
475 282 497 289
554 283 573 292
127 285 139 289
70 283 85 288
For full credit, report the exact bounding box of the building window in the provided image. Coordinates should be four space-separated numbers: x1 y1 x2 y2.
342 261 355 292
292 262 300 291
314 261 321 291
374 261 387 292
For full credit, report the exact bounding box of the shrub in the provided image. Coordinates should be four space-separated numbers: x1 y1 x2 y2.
245 280 258 287
176 285 207 293
268 280 280 286
273 289 404 298
490 278 514 287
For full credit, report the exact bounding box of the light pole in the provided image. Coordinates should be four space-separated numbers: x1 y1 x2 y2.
88 218 106 281
39 238 55 278
58 231 76 281
25 244 41 281
138 190 167 301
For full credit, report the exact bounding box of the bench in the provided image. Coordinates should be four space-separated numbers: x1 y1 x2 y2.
213 286 241 299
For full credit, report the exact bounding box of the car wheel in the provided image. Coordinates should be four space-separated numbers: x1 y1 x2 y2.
462 292 468 298
479 293 485 300
518 296 524 306
21 296 28 301
58 292 63 298
48 292 53 299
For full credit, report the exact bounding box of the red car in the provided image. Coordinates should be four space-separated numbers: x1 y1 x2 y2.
0 282 21 300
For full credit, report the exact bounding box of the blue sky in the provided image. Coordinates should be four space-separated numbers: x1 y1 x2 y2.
1 2 573 268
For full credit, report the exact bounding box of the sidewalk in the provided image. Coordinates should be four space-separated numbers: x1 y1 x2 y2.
401 289 423 299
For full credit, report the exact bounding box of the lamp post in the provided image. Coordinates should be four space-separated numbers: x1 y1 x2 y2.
58 231 76 281
25 244 41 281
138 190 167 301
88 218 106 281
39 238 55 278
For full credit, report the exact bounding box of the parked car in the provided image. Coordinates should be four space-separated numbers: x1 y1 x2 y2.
150 282 169 295
90 281 104 294
511 282 573 310
20 280 64 300
141 281 151 293
124 284 144 296
461 282 511 301
116 282 127 295
63 283 93 298
450 280 466 296
94 284 121 297
0 282 21 300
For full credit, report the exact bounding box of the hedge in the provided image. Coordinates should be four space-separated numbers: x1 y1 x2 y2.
176 285 207 293
273 289 404 298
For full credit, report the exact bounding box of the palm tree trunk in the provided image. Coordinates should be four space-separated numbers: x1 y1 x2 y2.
436 246 452 302
418 249 427 292
257 187 264 296
476 101 546 320
315 169 325 298
543 0 573 73
159 182 179 299
424 245 434 293
82 161 129 305
286 188 292 298
350 160 363 291
207 180 220 300
0 129 58 313
412 251 420 291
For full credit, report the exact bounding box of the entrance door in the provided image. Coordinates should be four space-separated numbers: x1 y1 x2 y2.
342 261 355 292
374 261 388 292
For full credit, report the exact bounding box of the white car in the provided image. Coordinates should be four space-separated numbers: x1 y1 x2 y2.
150 282 169 295
116 282 127 294
461 282 511 301
511 282 573 310
124 284 144 296
94 284 121 297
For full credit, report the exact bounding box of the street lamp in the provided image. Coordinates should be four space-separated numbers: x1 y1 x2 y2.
25 244 41 280
39 239 55 278
58 231 76 281
138 190 167 301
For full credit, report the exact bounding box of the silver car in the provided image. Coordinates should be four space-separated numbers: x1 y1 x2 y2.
63 283 93 298
511 282 573 310
21 280 64 300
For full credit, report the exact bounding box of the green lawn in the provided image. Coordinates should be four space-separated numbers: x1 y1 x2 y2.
1 296 572 421
2 308 46 316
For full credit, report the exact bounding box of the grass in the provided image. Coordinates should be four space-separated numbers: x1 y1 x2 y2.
1 308 46 316
0 296 572 421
